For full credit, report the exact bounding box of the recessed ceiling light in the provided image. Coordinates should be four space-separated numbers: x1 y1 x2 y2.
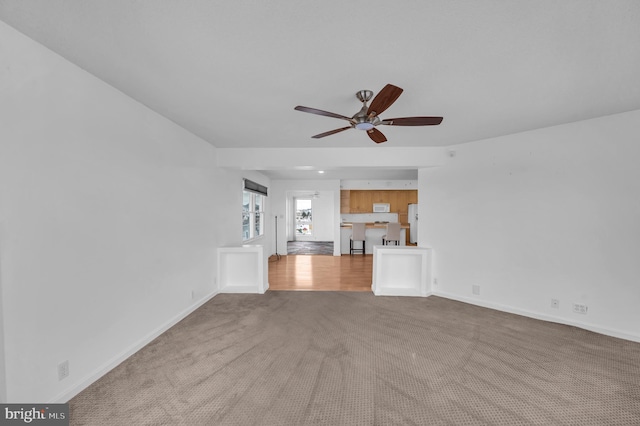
318 170 325 174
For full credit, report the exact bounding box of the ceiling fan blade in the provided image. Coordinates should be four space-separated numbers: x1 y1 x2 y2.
367 84 403 117
295 106 353 122
311 126 352 139
367 128 387 144
380 116 443 126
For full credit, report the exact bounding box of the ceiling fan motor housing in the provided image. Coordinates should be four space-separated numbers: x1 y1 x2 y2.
352 103 380 130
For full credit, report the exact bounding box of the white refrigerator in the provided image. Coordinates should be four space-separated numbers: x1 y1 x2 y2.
408 203 418 244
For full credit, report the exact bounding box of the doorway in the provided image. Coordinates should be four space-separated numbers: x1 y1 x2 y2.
282 190 338 256
287 195 334 255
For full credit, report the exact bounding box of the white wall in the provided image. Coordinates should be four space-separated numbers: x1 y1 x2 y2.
0 21 265 402
419 110 640 342
218 147 447 170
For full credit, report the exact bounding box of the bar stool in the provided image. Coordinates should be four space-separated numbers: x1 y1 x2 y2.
382 222 401 246
350 223 366 255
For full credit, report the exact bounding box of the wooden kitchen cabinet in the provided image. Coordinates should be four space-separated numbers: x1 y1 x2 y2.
340 190 417 217
340 190 350 214
349 191 371 213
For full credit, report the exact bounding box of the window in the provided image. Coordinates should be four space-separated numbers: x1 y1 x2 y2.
242 178 267 241
243 190 265 241
295 198 312 235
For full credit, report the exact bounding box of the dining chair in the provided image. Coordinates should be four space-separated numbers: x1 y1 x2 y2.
382 222 401 246
350 223 366 255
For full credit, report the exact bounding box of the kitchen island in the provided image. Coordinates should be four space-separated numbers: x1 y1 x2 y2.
340 222 409 254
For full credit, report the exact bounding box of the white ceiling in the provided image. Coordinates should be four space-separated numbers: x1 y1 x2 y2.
2 1 640 179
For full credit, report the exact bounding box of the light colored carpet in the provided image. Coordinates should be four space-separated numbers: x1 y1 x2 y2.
70 292 640 425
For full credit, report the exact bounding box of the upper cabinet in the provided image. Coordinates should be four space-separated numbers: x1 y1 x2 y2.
340 190 351 214
341 190 417 221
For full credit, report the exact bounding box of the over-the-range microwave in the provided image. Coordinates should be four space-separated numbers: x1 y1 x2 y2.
373 203 390 213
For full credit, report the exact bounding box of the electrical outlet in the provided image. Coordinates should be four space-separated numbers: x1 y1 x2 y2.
433 278 438 285
472 285 480 295
572 303 588 314
551 299 559 309
191 290 195 300
58 360 69 381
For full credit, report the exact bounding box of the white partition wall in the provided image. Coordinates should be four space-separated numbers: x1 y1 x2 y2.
217 246 267 294
372 246 432 297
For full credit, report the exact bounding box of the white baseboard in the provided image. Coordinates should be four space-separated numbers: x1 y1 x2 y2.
219 285 267 294
54 290 219 403
431 290 640 343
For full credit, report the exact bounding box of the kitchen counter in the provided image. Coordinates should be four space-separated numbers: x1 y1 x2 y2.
340 223 408 254
341 222 410 229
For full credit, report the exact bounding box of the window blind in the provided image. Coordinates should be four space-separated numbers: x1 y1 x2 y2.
243 179 268 196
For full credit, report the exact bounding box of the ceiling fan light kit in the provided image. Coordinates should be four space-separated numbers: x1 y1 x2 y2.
294 84 443 143
355 122 375 130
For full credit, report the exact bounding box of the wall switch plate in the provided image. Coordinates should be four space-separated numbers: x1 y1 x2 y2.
472 285 480 295
551 299 559 309
58 360 69 381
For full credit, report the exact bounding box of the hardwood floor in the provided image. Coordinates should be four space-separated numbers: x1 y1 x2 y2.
268 254 372 291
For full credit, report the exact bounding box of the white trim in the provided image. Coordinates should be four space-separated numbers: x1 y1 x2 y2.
52 290 219 403
219 285 267 294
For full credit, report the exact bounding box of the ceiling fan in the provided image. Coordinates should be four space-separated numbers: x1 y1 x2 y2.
294 84 443 143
